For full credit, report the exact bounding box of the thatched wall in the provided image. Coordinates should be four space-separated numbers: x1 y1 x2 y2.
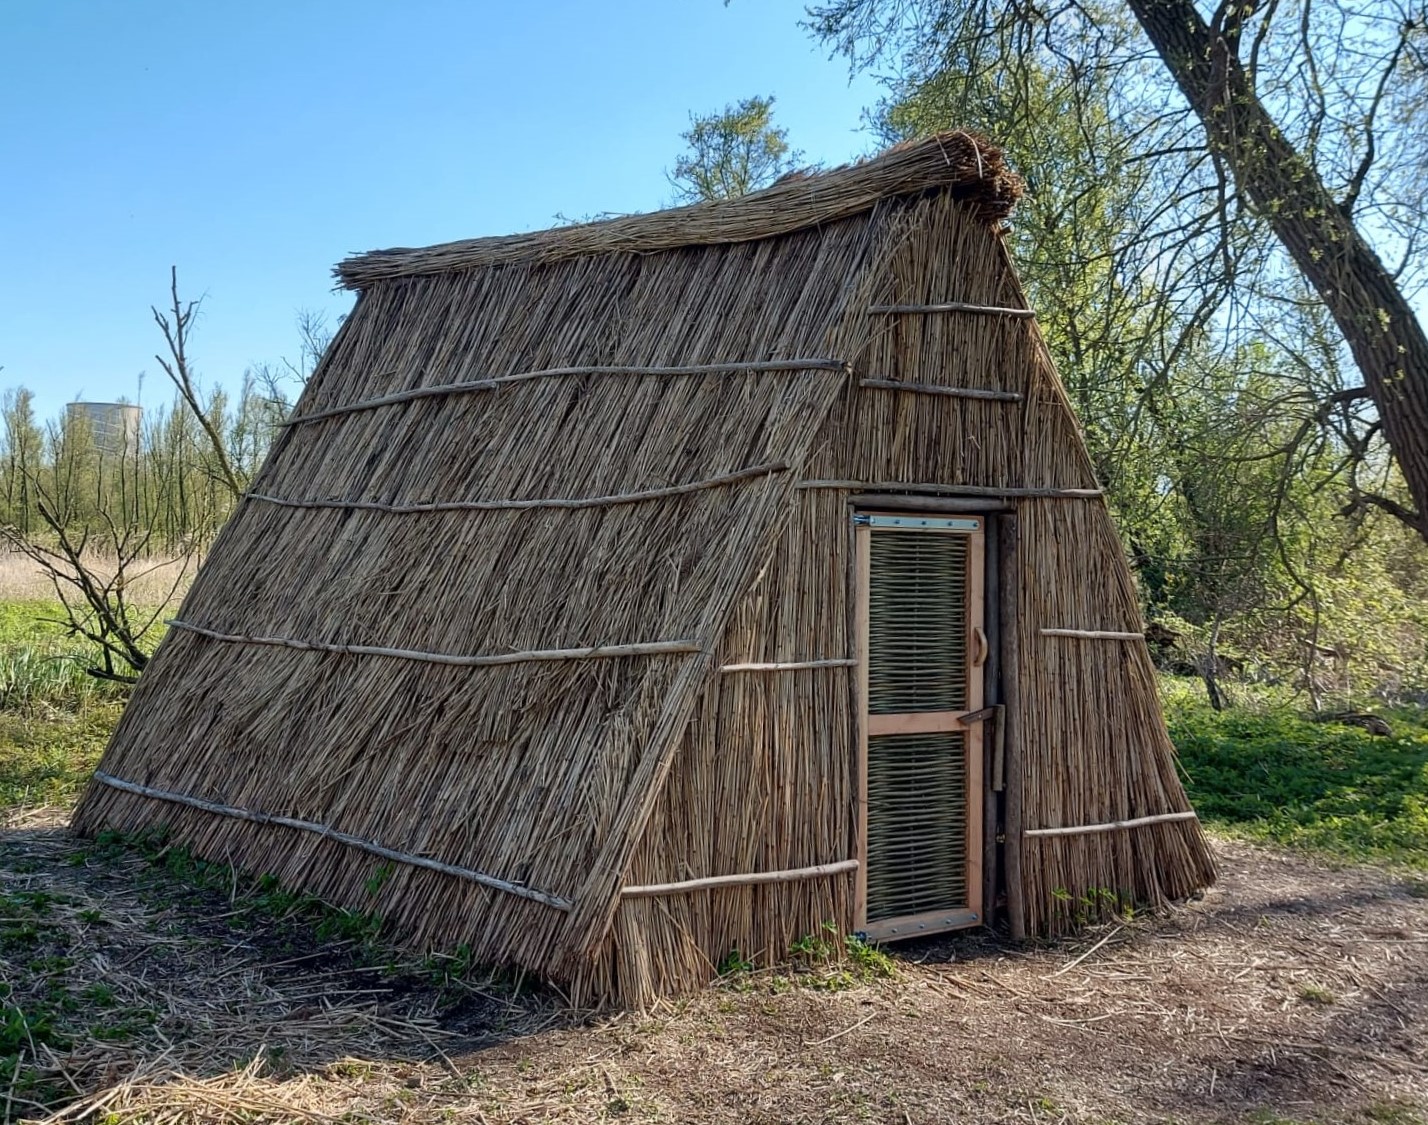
596 193 1213 1004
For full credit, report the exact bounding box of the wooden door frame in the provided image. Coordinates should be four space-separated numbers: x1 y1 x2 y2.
854 511 986 942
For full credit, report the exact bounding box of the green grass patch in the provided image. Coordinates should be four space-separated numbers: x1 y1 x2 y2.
718 923 897 994
1165 677 1428 867
0 884 148 1108
88 827 390 957
0 705 121 812
0 599 142 814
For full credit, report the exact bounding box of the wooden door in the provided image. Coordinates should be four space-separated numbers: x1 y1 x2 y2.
855 512 985 941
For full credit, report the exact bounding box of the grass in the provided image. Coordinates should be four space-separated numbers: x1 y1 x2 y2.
1165 676 1428 868
0 707 120 811
0 881 160 1109
85 826 391 952
0 601 131 816
0 594 1423 1122
0 593 1423 875
0 600 129 715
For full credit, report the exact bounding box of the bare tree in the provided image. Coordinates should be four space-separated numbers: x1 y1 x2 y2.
1 269 279 682
152 266 243 500
2 415 191 682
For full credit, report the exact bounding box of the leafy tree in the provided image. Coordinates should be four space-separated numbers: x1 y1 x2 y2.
877 53 1250 561
809 0 1428 541
852 13 1428 705
0 389 42 535
670 95 803 202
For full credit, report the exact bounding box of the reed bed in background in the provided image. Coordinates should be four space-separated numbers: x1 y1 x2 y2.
0 551 193 607
76 132 1212 1006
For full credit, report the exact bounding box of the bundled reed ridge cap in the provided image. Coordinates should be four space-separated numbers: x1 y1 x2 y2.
337 131 1023 288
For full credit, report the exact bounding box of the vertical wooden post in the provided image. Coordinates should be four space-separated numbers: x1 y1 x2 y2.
999 513 1026 940
965 522 986 923
982 522 1001 922
852 522 871 929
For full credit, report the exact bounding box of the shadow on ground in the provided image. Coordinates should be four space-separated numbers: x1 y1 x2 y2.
0 817 575 1121
2 820 1426 1124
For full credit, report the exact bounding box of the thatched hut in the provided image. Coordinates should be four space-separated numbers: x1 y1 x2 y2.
75 132 1215 1006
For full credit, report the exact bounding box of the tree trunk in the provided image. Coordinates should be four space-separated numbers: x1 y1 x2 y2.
1125 0 1428 540
1201 615 1226 712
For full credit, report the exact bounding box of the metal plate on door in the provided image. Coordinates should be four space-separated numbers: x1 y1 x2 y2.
853 514 981 531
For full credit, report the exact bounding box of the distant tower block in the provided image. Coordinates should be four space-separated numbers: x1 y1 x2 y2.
66 402 143 457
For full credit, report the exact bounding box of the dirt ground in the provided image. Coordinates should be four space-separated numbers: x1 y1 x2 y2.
1 809 1424 1124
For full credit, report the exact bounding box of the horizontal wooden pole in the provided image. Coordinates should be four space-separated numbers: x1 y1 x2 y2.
168 621 703 668
859 378 1022 403
245 463 788 515
621 859 860 898
868 302 1036 318
860 906 980 942
1024 811 1199 838
848 494 1010 514
718 658 857 672
1040 628 1145 641
868 710 965 736
798 480 1102 499
91 771 573 910
285 359 853 427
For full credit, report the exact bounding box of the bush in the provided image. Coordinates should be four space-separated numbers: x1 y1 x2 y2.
1166 677 1428 866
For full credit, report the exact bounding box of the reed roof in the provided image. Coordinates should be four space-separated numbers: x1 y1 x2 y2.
337 131 1021 287
80 163 937 982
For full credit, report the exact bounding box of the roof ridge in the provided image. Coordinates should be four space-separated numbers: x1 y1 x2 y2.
336 131 1021 289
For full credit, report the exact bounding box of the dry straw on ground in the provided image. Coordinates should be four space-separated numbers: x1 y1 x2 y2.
1 819 1422 1124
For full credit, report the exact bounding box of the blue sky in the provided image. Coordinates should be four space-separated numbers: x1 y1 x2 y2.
1 2 881 421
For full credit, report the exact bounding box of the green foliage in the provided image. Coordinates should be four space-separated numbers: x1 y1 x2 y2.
715 925 896 993
1047 885 1137 928
92 829 391 960
843 933 896 977
0 601 133 716
717 948 755 976
363 863 393 898
786 923 896 991
821 0 1428 707
0 601 134 813
1166 677 1428 865
670 95 802 202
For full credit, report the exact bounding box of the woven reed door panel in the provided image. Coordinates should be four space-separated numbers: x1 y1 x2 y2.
857 515 985 940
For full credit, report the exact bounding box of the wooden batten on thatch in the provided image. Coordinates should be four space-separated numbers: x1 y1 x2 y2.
75 131 1214 1007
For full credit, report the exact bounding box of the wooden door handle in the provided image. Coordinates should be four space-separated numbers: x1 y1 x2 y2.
972 626 988 667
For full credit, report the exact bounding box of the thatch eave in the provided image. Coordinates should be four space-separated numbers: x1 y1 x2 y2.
336 131 1021 288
